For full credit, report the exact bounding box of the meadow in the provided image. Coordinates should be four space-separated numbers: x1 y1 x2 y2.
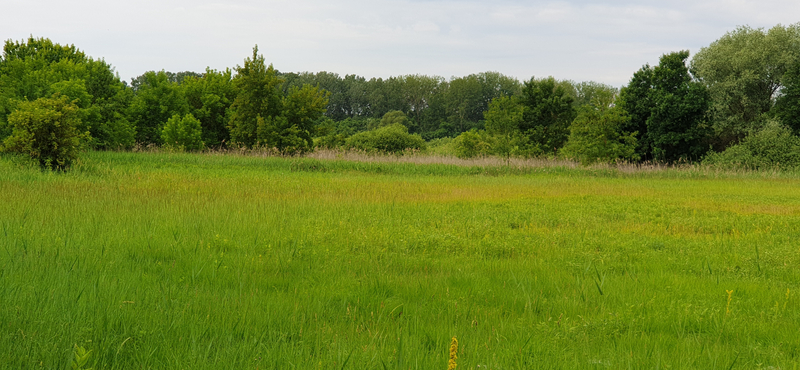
1 151 799 369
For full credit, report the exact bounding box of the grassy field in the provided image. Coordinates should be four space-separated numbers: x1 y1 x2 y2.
1 151 799 369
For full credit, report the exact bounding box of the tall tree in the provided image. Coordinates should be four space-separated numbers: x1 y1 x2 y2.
183 68 236 147
691 23 800 148
0 37 133 148
127 70 190 144
261 84 329 152
619 51 710 162
518 77 576 155
398 74 444 132
227 46 284 147
773 60 800 134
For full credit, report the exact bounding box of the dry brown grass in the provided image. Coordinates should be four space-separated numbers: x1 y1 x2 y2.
131 144 800 178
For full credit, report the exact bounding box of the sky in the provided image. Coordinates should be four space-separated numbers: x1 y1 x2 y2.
3 0 800 87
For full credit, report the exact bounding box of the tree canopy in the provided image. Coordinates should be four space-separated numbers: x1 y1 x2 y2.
4 25 800 169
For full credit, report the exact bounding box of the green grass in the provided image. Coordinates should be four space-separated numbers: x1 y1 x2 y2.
2 151 800 369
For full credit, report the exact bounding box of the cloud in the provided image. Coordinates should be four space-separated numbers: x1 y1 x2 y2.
2 0 799 86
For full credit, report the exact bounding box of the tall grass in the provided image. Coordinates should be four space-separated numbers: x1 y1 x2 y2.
1 150 799 369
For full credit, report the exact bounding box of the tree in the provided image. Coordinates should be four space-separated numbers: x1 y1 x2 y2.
127 70 189 145
2 95 88 170
0 37 134 149
561 106 638 165
648 52 711 161
442 75 483 134
618 65 655 158
691 24 800 148
703 119 800 169
281 71 349 121
570 81 618 109
257 84 329 153
183 68 236 147
227 46 284 147
518 77 576 155
398 74 443 132
161 113 203 151
619 51 711 162
369 110 409 130
773 60 800 134
484 96 524 158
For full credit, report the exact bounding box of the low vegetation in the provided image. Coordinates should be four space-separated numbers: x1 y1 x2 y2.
1 151 799 368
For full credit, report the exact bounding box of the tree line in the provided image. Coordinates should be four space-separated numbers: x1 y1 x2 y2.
1 23 799 169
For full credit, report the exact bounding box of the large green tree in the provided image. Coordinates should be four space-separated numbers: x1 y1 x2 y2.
619 51 710 162
227 46 284 147
691 24 800 148
127 70 190 145
0 37 134 148
183 68 236 147
229 47 329 153
773 60 800 134
569 81 618 109
518 77 576 155
258 84 329 153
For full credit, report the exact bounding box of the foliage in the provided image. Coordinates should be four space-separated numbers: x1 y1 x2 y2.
619 51 710 162
452 129 494 158
691 23 800 148
127 70 190 145
183 68 236 147
484 96 523 137
773 60 800 134
647 51 711 162
1 95 88 170
561 106 638 165
228 47 328 154
518 77 577 156
161 113 203 151
344 123 426 153
484 96 524 158
569 81 618 109
0 36 134 149
370 110 409 130
279 70 520 139
71 345 94 370
314 117 367 149
703 119 800 169
227 46 284 147
261 84 330 153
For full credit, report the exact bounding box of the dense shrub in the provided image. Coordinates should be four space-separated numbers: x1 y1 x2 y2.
561 106 639 164
344 123 425 153
703 120 800 169
161 113 203 151
452 129 493 158
1 95 88 170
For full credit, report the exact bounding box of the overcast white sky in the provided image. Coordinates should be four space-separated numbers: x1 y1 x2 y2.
3 0 799 87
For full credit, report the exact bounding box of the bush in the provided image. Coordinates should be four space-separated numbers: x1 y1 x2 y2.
2 95 88 170
161 113 203 151
703 119 800 169
314 117 366 149
452 130 493 158
344 123 426 153
561 106 639 165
